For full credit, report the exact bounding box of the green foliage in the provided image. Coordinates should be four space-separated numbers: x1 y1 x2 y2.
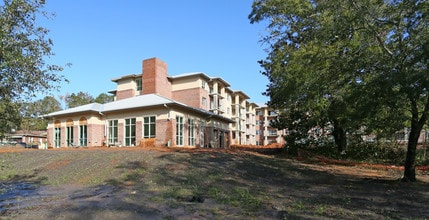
0 0 65 100
20 96 62 130
64 92 94 108
95 93 114 104
0 0 66 135
250 0 429 181
0 98 21 138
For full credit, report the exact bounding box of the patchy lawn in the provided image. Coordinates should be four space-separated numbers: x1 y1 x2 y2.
0 146 428 219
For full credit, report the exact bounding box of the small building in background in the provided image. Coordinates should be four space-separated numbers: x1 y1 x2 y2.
2 130 47 149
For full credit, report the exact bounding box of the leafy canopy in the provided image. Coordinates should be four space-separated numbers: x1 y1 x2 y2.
250 0 429 181
0 0 66 135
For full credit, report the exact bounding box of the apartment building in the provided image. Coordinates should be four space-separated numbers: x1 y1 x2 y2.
45 57 283 148
256 104 286 146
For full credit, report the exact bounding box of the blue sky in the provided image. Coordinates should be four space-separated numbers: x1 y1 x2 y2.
41 0 269 104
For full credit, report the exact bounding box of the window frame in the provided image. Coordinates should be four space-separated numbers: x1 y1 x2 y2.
108 119 118 144
176 115 184 146
79 125 87 146
135 78 142 91
143 115 156 138
124 118 136 146
188 118 195 146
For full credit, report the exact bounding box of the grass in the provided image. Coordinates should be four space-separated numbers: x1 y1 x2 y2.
0 147 428 219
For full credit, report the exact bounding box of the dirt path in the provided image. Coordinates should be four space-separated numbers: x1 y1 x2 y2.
0 146 428 219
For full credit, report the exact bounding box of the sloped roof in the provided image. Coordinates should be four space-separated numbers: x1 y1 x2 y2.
168 72 211 80
43 94 233 123
44 103 103 118
102 94 176 112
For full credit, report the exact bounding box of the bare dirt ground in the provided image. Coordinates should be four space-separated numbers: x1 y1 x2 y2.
0 146 428 219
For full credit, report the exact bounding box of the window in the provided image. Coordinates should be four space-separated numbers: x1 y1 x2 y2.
79 125 87 146
201 80 205 88
54 127 61 148
66 126 74 146
125 118 136 146
135 78 142 91
269 110 277 116
256 130 261 135
209 87 214 93
188 118 195 146
108 120 118 144
176 116 184 146
269 130 277 136
202 97 207 108
79 117 87 146
143 116 156 138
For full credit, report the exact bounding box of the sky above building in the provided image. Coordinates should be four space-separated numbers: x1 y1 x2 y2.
41 0 269 104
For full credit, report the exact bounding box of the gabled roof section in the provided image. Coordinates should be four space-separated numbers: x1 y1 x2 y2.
168 72 211 81
209 77 230 87
232 90 250 99
102 94 175 112
111 74 142 82
44 103 103 118
43 94 234 123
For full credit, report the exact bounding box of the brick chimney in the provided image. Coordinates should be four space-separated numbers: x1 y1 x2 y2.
142 57 172 98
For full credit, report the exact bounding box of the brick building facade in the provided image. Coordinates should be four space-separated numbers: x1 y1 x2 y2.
45 57 285 148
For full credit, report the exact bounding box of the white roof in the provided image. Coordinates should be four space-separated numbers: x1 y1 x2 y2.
44 103 103 117
103 94 175 112
168 72 210 79
44 94 233 122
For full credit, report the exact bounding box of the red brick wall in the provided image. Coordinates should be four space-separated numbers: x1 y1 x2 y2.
116 89 135 101
88 124 104 146
136 121 142 144
156 119 174 147
118 122 124 146
142 58 172 98
172 87 208 109
47 127 53 148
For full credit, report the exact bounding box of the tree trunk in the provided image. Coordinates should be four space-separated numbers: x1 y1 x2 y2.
402 116 423 182
403 98 428 182
332 122 347 154
403 130 418 182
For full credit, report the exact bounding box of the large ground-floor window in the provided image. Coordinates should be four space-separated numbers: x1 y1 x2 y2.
79 125 87 146
125 118 136 146
66 126 74 146
188 118 195 146
54 127 61 148
176 116 184 146
108 120 118 144
143 116 156 138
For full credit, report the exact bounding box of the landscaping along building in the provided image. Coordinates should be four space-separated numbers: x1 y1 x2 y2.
44 57 286 148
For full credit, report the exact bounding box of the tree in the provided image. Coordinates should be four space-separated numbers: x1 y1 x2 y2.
0 0 65 136
95 93 114 104
250 0 429 181
64 92 94 108
20 96 62 131
0 98 20 139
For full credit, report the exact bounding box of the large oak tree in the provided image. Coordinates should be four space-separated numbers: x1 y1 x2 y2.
250 0 429 181
0 0 65 135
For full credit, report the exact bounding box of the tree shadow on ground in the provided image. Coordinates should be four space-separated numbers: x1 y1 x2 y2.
1 149 428 219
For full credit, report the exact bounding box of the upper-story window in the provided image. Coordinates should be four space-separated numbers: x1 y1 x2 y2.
209 87 214 94
135 78 142 91
269 110 277 116
202 97 207 108
201 80 206 88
